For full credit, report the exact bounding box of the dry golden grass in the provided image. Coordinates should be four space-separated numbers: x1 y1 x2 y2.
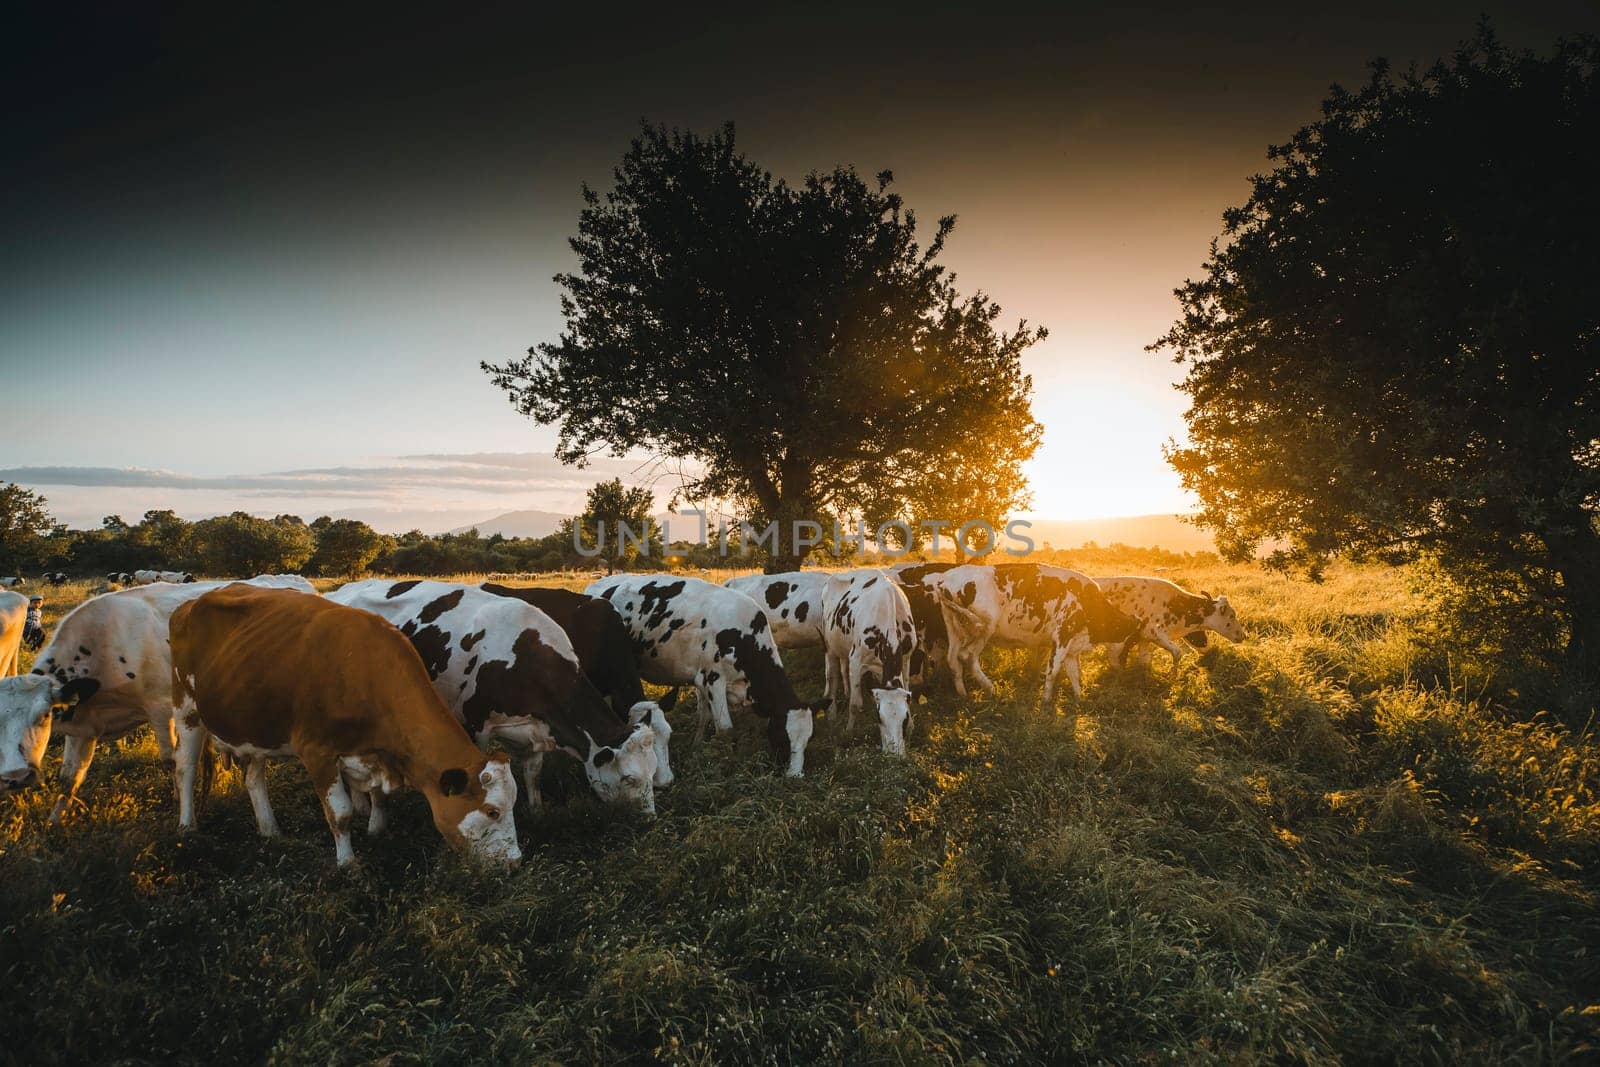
2 554 1597 1063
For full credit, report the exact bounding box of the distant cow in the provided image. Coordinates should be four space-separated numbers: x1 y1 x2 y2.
0 591 26 679
588 575 828 777
822 571 916 756
723 572 830 650
928 564 1140 706
132 569 196 585
0 574 315 818
328 580 659 813
0 577 22 589
1098 576 1245 668
42 572 67 586
171 585 521 866
480 583 673 789
105 572 132 585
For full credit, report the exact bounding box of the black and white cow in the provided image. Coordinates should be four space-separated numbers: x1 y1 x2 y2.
131 569 196 585
587 574 828 777
723 572 830 650
1098 576 1245 669
885 564 959 695
105 572 132 585
480 582 673 788
42 572 67 586
327 580 658 814
0 577 22 589
928 563 1141 706
822 571 916 756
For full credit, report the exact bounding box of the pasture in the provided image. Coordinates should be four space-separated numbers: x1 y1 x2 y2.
2 553 1598 1063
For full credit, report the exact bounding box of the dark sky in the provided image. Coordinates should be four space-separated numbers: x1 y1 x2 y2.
4 1 1597 529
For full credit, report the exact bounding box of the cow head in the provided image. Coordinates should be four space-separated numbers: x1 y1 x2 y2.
0 676 97 789
628 699 674 788
870 686 913 757
430 755 521 865
586 723 658 814
776 698 830 778
1203 593 1245 642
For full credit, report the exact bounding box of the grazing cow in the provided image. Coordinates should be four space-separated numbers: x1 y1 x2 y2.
480 583 673 788
0 591 26 678
105 572 133 585
170 585 521 866
587 575 828 777
23 596 46 653
723 572 830 650
885 566 957 694
928 564 1141 706
0 577 23 589
1098 576 1245 668
0 574 315 818
328 580 659 813
821 571 916 756
132 569 196 585
42 572 68 586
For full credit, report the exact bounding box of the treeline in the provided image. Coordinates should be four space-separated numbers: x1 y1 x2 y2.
1 493 763 579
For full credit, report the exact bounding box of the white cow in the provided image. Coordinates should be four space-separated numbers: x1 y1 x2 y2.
723 571 830 649
1098 576 1245 668
0 577 23 589
821 571 916 756
927 564 1141 707
327 579 660 815
588 574 827 777
0 590 26 678
0 574 314 817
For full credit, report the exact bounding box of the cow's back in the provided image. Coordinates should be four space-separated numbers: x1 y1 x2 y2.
482 583 646 708
173 585 434 753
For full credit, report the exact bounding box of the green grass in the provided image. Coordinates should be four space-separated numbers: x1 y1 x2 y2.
2 557 1598 1063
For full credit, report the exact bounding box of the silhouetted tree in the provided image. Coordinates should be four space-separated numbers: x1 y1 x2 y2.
0 483 58 572
307 517 392 577
191 512 314 575
1153 27 1600 688
485 123 1043 572
562 478 661 573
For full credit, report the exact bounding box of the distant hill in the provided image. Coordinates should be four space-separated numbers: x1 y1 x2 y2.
453 509 1213 553
449 509 569 538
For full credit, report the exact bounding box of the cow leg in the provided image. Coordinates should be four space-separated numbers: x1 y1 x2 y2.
846 648 868 735
707 674 734 733
242 757 280 837
519 750 545 809
364 789 388 835
48 735 98 824
824 653 846 725
305 755 357 866
1151 628 1186 670
693 674 713 742
172 704 209 831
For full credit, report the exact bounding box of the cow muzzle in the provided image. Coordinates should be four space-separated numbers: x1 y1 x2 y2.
2 766 39 790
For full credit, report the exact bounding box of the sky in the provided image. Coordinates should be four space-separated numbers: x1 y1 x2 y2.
4 1 1596 533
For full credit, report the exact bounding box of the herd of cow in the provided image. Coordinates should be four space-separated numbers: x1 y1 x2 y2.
0 562 1243 867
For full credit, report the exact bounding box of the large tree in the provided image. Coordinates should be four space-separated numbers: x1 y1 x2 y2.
485 123 1043 572
1153 28 1600 682
0 483 57 573
561 478 662 573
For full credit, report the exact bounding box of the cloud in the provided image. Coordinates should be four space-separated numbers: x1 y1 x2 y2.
0 453 695 533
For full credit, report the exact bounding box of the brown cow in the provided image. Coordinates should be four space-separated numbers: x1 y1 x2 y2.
169 584 520 867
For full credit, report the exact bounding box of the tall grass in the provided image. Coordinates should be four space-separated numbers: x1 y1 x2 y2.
1 556 1597 1063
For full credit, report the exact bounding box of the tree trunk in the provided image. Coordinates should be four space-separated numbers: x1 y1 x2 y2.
1541 512 1600 705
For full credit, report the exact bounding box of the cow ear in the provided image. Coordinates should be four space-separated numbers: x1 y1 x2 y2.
658 687 680 712
592 747 615 767
439 768 469 796
53 677 100 710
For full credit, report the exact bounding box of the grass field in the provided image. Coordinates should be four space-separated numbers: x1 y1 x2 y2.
3 554 1598 1063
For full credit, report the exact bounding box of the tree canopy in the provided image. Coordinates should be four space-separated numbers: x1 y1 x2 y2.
1153 27 1600 681
485 123 1043 570
0 483 59 573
